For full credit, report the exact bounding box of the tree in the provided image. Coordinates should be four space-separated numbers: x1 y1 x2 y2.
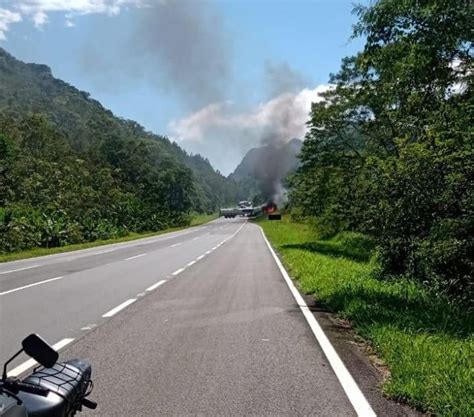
290 0 473 304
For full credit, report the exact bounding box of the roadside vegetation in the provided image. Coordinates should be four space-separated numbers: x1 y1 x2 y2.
0 212 217 263
288 0 472 308
259 216 473 416
0 47 244 256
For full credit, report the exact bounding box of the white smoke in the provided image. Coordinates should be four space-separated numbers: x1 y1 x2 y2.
169 84 329 175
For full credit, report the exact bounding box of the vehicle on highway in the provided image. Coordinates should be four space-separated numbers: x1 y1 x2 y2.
220 207 242 218
0 334 96 417
220 201 279 218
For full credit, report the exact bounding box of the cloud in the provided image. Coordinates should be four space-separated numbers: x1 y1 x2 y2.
33 11 48 28
0 9 22 41
169 84 330 175
0 0 147 40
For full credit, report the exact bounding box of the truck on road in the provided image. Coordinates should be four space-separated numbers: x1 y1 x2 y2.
220 207 241 218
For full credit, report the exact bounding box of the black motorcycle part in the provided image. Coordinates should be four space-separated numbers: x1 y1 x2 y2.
15 360 92 417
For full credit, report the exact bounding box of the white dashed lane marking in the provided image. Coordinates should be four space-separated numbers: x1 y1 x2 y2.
8 338 75 377
0 265 39 275
125 253 147 261
145 280 167 292
0 276 64 296
102 298 137 318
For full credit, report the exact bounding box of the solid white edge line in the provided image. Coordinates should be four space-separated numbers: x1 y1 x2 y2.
102 298 137 317
196 255 205 261
0 276 64 296
145 280 167 292
187 260 196 267
258 226 376 417
0 264 40 275
125 253 147 261
172 268 185 276
8 338 75 377
0 223 212 266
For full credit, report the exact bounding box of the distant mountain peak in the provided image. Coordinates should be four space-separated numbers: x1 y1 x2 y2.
230 138 302 181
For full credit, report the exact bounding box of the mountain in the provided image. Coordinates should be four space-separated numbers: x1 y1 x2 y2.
0 48 243 212
229 138 302 203
0 48 244 253
230 138 302 181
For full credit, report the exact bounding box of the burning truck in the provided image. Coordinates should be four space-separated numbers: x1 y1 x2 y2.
220 201 252 218
220 201 280 219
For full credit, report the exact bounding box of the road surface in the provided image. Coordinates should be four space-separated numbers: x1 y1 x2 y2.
0 218 382 416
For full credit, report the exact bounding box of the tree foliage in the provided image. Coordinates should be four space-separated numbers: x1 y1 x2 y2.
0 49 245 253
289 0 473 305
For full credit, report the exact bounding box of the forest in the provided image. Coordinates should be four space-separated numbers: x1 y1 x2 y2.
0 48 245 253
288 0 473 306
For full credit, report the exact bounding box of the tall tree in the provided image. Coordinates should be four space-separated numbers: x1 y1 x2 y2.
290 0 473 303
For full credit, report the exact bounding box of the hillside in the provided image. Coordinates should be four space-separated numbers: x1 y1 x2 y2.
231 138 302 181
0 48 244 253
0 48 243 212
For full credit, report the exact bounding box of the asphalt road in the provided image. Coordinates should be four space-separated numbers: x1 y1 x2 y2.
0 218 378 416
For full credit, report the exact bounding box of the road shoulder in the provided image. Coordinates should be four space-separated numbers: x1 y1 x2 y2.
259 225 423 417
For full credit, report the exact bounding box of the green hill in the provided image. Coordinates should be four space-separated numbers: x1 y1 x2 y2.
0 48 243 252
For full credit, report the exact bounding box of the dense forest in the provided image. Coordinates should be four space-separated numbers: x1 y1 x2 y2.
0 48 245 253
289 0 473 306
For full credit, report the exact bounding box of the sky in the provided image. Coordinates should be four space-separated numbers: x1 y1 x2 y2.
0 0 366 175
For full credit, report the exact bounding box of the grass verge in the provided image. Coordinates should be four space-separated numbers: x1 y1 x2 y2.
257 215 473 417
0 213 218 263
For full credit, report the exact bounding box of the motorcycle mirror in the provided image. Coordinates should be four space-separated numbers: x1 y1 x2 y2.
22 334 58 368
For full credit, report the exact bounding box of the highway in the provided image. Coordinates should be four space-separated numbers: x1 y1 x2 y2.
0 218 385 416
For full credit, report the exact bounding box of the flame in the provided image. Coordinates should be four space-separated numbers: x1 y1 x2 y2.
264 202 278 214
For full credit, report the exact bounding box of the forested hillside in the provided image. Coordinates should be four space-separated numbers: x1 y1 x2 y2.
289 0 473 306
0 48 244 253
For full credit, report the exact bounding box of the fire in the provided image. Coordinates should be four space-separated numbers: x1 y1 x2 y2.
264 202 278 214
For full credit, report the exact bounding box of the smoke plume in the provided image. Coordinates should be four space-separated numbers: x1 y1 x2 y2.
263 60 309 99
131 0 231 108
81 0 231 109
253 62 310 204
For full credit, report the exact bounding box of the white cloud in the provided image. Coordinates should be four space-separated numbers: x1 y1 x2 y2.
0 0 148 39
33 11 48 28
169 84 330 174
0 8 22 41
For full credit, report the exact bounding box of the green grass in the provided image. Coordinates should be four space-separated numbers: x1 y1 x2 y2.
258 216 473 417
0 212 218 263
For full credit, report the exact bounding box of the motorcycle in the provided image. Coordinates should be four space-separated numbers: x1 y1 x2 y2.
0 334 96 416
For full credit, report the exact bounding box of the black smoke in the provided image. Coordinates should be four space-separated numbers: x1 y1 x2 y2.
81 0 232 109
253 62 309 204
